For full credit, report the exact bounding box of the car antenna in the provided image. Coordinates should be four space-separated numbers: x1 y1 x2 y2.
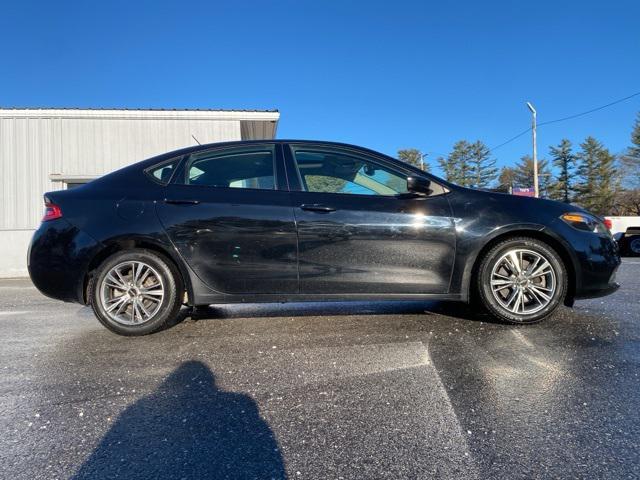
191 134 201 145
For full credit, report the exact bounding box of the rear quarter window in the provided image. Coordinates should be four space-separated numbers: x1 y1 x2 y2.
145 158 181 185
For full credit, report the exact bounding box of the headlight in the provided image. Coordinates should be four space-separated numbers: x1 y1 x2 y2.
560 212 608 234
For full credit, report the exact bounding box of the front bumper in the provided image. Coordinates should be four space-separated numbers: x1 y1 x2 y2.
573 233 621 300
575 280 620 299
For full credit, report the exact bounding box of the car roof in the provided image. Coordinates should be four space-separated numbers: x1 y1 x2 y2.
117 139 453 191
135 140 396 168
191 139 388 154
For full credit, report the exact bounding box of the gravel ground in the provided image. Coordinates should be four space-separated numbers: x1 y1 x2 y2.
1 259 639 479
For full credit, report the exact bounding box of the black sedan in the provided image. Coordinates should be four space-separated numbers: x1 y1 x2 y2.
28 140 621 335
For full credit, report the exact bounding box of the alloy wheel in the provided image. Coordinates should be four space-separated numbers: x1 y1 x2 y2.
490 248 557 315
99 261 165 326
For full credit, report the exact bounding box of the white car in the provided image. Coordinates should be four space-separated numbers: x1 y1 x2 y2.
605 216 640 256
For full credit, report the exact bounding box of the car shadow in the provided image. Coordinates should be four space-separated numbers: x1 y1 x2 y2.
72 360 287 480
186 300 496 324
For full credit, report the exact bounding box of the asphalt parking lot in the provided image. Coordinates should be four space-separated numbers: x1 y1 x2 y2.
1 260 639 479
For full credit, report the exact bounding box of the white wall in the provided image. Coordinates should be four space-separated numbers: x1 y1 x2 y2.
0 230 34 278
0 108 279 277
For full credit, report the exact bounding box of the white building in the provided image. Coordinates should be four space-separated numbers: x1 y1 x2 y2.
0 107 280 277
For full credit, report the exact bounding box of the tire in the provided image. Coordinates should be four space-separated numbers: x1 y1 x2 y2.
89 249 184 336
476 237 567 324
624 235 640 257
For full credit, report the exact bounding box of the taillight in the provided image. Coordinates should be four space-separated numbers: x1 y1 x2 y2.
603 218 613 231
42 202 62 221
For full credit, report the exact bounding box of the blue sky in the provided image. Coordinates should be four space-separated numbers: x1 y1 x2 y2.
2 1 639 177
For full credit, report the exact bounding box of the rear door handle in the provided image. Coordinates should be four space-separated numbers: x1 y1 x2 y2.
163 198 200 205
300 204 336 213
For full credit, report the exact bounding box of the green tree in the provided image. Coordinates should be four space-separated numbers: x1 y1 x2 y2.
620 112 640 189
305 175 346 193
438 140 473 187
547 139 576 203
468 140 498 188
498 166 517 191
437 156 456 183
574 136 617 215
397 148 429 171
513 155 552 196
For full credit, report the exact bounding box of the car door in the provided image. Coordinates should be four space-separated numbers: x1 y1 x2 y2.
284 143 456 295
156 143 298 295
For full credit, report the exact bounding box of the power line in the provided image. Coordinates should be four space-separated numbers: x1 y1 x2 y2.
426 150 449 158
488 128 532 153
488 90 640 153
538 90 640 127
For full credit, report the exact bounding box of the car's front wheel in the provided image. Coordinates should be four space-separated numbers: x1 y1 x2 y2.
477 237 567 324
89 249 183 335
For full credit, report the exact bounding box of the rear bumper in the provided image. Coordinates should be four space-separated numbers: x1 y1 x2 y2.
28 219 102 304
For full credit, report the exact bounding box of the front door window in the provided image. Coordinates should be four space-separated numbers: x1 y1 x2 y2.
292 150 409 196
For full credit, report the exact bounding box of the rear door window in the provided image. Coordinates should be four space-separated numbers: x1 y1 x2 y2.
185 147 276 190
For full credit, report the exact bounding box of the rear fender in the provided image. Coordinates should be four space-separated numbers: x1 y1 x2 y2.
82 235 198 306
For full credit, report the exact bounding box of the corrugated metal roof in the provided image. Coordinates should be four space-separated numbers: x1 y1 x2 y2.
0 106 278 112
0 108 280 121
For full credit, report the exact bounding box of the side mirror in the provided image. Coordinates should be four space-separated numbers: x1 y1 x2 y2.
407 176 432 195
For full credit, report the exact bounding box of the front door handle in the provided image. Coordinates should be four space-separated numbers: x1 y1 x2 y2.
300 204 336 213
163 198 200 205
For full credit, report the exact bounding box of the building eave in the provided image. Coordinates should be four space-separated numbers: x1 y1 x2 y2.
0 107 280 122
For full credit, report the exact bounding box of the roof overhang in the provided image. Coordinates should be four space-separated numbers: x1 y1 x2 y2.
1 107 279 140
0 108 280 123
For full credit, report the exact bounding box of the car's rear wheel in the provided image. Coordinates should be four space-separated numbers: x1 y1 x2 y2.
477 237 567 324
90 249 183 336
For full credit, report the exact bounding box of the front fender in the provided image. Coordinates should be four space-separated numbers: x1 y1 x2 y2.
452 223 580 303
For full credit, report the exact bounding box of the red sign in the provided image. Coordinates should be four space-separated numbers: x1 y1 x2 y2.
512 187 535 197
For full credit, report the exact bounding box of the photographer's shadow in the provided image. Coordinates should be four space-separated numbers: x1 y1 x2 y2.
73 361 286 480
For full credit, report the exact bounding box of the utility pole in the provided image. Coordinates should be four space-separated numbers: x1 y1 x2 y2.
526 102 539 198
419 152 427 171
